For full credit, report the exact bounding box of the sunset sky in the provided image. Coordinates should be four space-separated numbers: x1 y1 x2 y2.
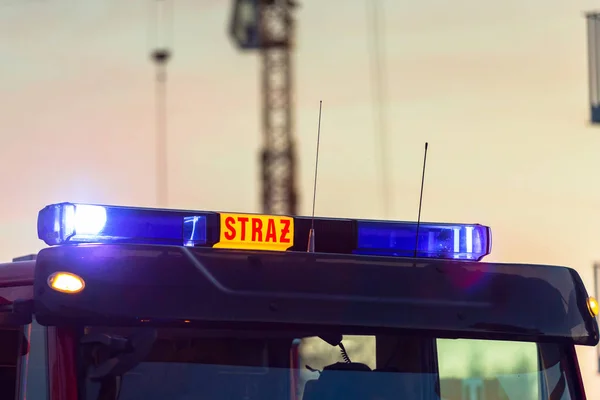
2 0 600 390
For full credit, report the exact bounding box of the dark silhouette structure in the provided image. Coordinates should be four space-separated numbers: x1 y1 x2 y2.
229 0 298 215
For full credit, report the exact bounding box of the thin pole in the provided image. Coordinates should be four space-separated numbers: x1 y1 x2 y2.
150 0 172 207
367 0 390 217
155 61 168 207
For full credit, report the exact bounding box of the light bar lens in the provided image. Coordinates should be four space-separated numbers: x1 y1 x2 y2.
38 203 211 246
356 221 491 261
37 203 492 261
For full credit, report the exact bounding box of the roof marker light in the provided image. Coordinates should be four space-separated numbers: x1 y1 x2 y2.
48 271 85 294
588 296 599 317
355 221 491 261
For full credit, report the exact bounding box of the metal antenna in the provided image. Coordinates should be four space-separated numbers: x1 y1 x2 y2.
153 49 170 207
308 100 323 253
414 142 429 258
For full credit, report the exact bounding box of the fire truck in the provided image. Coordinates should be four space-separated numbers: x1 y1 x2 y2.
0 202 598 399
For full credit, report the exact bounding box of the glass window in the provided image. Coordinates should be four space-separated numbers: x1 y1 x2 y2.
437 339 573 400
79 328 578 400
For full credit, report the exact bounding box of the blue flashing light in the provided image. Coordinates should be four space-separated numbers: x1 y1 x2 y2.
356 221 491 261
37 202 492 261
38 203 211 246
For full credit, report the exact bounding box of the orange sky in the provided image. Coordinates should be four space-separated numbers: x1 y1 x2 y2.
2 0 600 389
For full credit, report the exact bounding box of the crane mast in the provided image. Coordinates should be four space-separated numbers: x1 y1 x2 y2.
229 0 298 216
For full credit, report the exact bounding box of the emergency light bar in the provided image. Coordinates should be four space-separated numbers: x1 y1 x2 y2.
37 202 492 261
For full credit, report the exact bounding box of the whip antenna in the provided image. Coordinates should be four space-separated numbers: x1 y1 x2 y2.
308 101 323 253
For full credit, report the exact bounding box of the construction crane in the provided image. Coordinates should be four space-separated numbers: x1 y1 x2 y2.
229 0 298 216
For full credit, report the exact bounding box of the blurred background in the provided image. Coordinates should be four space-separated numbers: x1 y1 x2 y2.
2 0 600 394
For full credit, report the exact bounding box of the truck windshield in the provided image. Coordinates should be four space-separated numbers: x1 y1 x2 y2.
80 328 579 400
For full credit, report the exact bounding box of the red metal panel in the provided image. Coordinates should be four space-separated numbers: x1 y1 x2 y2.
47 327 78 400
